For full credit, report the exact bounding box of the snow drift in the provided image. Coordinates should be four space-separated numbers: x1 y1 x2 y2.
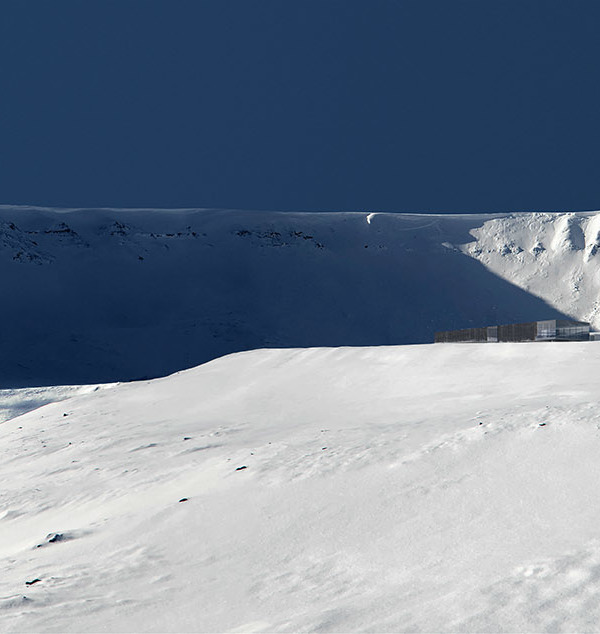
4 205 596 387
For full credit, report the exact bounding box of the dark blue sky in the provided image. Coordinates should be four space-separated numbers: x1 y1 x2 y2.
1 1 599 212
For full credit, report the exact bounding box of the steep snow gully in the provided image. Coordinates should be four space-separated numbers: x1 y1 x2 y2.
2 206 598 386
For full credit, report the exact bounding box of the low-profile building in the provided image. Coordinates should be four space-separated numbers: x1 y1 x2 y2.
435 319 591 343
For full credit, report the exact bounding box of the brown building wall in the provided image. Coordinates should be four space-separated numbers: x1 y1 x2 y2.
434 327 488 343
497 322 537 342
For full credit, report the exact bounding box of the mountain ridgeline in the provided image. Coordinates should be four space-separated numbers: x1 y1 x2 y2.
2 206 596 387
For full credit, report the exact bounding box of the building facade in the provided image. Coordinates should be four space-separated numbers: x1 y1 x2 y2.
435 319 590 343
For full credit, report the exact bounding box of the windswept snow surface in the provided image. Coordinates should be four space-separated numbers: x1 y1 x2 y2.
3 342 600 632
1 205 590 387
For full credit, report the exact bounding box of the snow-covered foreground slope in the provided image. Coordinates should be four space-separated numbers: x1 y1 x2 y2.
0 205 586 387
3 342 600 632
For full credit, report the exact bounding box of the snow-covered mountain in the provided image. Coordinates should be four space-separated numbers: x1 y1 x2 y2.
4 205 599 387
5 207 600 631
3 341 600 632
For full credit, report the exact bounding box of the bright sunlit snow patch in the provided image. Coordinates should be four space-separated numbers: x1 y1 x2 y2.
462 211 600 329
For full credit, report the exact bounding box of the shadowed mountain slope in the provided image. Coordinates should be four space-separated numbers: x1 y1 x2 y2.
0 206 578 386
